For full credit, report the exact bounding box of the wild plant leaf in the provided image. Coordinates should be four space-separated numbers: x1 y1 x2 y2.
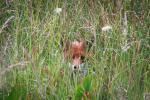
7 83 27 100
83 76 92 92
75 85 84 100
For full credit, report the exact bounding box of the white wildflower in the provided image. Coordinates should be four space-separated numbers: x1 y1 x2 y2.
102 25 112 32
121 43 131 52
54 8 62 14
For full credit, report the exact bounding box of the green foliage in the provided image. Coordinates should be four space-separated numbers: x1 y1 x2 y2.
0 0 149 100
75 76 92 100
75 85 84 100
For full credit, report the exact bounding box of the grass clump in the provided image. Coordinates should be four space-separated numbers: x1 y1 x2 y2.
0 0 149 100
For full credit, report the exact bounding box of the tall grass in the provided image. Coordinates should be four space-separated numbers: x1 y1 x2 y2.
0 0 149 100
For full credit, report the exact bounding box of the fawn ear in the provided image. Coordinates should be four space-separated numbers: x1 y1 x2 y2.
86 35 96 51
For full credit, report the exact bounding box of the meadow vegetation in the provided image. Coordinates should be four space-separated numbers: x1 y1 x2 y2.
0 0 149 99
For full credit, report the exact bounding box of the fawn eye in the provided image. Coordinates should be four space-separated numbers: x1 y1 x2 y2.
81 56 85 61
72 55 75 59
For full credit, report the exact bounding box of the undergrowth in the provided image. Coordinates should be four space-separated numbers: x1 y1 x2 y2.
0 0 149 100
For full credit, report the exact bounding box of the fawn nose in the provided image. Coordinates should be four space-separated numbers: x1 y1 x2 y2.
73 65 78 69
72 58 81 70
